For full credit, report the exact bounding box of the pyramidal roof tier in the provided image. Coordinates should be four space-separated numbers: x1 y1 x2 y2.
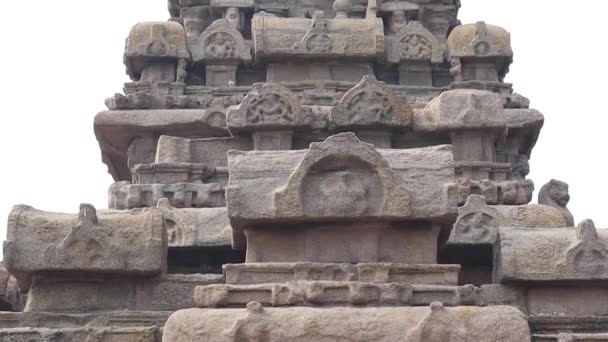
0 1 598 341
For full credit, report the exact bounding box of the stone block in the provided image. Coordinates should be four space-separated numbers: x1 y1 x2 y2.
194 282 471 308
137 274 224 311
243 222 441 263
227 132 455 223
163 305 531 341
23 273 224 313
190 19 251 64
251 13 384 61
387 21 444 65
0 311 170 330
124 22 188 82
132 163 215 184
4 204 166 290
495 220 608 283
527 287 608 317
157 200 231 248
533 333 608 342
224 263 459 285
226 83 312 133
330 76 412 129
94 109 230 181
155 135 252 167
447 195 567 246
415 89 506 132
108 182 224 209
447 22 512 82
0 327 158 342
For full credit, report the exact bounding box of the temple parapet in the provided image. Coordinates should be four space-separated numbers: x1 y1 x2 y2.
447 195 567 246
4 204 166 290
227 133 454 224
495 220 608 283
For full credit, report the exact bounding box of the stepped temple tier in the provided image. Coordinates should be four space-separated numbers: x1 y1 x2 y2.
0 0 602 341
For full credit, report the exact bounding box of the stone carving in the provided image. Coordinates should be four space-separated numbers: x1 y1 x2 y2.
447 21 513 83
251 10 384 61
295 12 345 54
108 181 225 209
539 179 575 226
224 263 459 285
495 221 608 282
405 302 468 342
190 19 251 63
330 76 412 128
192 282 502 308
124 21 189 82
389 21 443 63
565 220 608 275
227 83 310 131
448 195 503 245
132 163 215 185
274 133 411 218
448 195 567 246
3 0 602 340
157 199 232 248
4 204 166 290
416 89 506 131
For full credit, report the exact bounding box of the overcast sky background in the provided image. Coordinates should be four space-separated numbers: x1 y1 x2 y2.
0 1 606 253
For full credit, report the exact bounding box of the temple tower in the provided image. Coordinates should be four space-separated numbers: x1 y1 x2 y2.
0 1 602 341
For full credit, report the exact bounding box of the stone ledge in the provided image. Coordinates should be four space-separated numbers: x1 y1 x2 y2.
163 304 531 341
0 326 158 342
193 282 479 308
24 274 223 313
224 263 460 285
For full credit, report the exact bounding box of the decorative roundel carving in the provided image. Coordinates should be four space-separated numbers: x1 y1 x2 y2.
306 33 333 53
534 243 557 261
473 41 491 56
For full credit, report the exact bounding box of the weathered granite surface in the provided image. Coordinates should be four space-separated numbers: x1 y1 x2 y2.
495 220 608 283
4 204 166 290
163 304 531 342
2 0 599 340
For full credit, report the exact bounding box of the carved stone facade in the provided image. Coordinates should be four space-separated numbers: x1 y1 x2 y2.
0 0 599 341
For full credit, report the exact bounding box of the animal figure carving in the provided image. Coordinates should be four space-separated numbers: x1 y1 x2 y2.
538 179 574 226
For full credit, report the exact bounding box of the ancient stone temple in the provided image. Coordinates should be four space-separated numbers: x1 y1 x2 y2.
0 0 604 341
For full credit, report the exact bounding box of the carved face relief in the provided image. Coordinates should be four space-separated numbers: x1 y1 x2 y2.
246 92 295 124
204 32 238 59
400 34 433 60
301 157 384 217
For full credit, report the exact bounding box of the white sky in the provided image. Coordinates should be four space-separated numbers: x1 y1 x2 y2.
0 0 606 253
